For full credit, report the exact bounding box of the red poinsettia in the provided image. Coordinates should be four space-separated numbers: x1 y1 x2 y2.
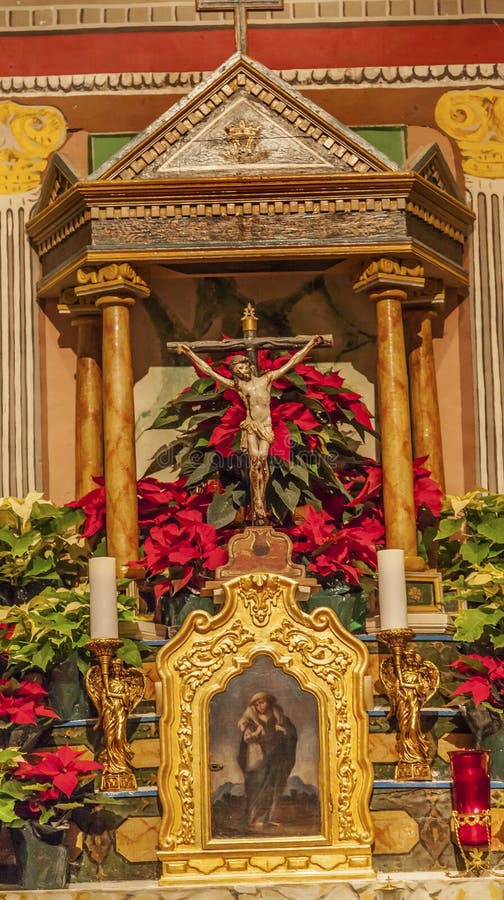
413 456 443 519
14 745 102 801
291 361 373 431
67 478 106 538
343 457 442 522
451 654 504 709
141 507 227 597
291 506 385 585
0 679 59 726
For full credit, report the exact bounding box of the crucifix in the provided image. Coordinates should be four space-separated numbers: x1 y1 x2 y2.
196 0 284 55
167 304 332 524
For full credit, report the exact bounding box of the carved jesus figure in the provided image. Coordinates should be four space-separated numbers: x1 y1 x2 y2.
177 335 322 523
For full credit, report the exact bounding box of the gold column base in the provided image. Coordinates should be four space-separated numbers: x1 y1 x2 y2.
395 760 432 781
100 771 138 792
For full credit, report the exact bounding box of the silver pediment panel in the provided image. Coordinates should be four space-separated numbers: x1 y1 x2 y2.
146 93 336 177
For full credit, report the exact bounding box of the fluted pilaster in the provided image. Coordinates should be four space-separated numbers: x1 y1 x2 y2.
436 89 504 490
0 100 66 495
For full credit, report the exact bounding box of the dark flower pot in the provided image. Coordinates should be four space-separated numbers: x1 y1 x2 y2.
481 729 504 781
12 823 70 889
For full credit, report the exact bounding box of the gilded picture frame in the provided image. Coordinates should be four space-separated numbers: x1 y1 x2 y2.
405 571 443 612
156 572 374 886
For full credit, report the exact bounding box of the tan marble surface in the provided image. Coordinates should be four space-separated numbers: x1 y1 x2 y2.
1 875 504 898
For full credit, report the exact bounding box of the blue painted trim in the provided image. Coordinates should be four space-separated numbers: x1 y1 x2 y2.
98 781 504 799
100 787 159 799
368 708 456 717
56 709 461 727
53 712 159 728
357 633 454 643
144 634 454 647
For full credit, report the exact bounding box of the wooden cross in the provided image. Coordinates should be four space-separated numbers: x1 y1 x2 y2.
166 303 333 370
196 0 284 54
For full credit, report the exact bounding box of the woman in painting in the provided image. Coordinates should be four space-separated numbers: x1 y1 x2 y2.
237 691 297 828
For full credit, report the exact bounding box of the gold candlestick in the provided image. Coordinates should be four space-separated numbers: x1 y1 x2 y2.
377 627 439 781
85 638 146 792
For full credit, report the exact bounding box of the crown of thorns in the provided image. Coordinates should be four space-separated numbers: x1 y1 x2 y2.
229 355 251 369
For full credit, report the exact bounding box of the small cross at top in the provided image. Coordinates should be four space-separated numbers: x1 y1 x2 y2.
196 0 284 55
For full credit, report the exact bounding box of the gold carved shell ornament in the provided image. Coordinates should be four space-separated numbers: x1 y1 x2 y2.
0 100 67 194
435 88 504 179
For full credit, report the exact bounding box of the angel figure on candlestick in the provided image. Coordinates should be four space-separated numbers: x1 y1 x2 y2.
86 656 146 790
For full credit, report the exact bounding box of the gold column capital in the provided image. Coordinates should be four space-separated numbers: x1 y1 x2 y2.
74 264 150 305
0 100 66 195
435 88 504 179
58 287 101 320
353 258 425 295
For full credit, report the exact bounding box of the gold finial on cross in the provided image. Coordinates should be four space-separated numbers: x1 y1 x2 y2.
196 0 284 55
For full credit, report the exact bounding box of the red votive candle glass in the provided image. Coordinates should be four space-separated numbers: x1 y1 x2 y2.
449 749 491 846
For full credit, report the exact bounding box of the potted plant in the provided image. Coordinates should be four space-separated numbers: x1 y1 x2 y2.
0 670 102 888
435 492 504 777
0 584 146 719
0 493 89 606
0 743 102 888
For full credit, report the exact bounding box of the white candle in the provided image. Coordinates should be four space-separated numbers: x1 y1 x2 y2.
377 549 408 630
155 682 163 717
364 675 374 711
89 556 119 638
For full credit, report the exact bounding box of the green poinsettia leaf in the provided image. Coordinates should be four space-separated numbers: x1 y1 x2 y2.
207 487 241 529
460 541 490 565
453 607 499 643
176 594 215 627
490 632 504 649
285 421 304 446
0 748 24 769
150 409 186 429
270 479 301 513
187 409 224 428
30 641 61 672
116 638 145 667
183 452 218 487
24 555 57 578
289 463 310 486
476 516 504 545
435 518 465 541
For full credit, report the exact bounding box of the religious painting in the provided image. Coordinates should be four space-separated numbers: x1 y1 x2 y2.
209 653 320 839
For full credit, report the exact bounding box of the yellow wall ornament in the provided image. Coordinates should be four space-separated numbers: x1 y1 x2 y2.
0 100 67 194
435 88 504 179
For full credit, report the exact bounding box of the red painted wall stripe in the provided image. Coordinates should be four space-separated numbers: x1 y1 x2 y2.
0 23 502 78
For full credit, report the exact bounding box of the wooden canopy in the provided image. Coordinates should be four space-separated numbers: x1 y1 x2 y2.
28 51 474 573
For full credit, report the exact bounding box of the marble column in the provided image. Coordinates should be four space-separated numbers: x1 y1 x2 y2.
72 311 103 499
406 309 446 494
436 89 504 491
354 259 425 571
74 265 150 574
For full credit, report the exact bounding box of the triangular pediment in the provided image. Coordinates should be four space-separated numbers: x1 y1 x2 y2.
33 152 83 215
89 54 398 183
404 143 464 202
